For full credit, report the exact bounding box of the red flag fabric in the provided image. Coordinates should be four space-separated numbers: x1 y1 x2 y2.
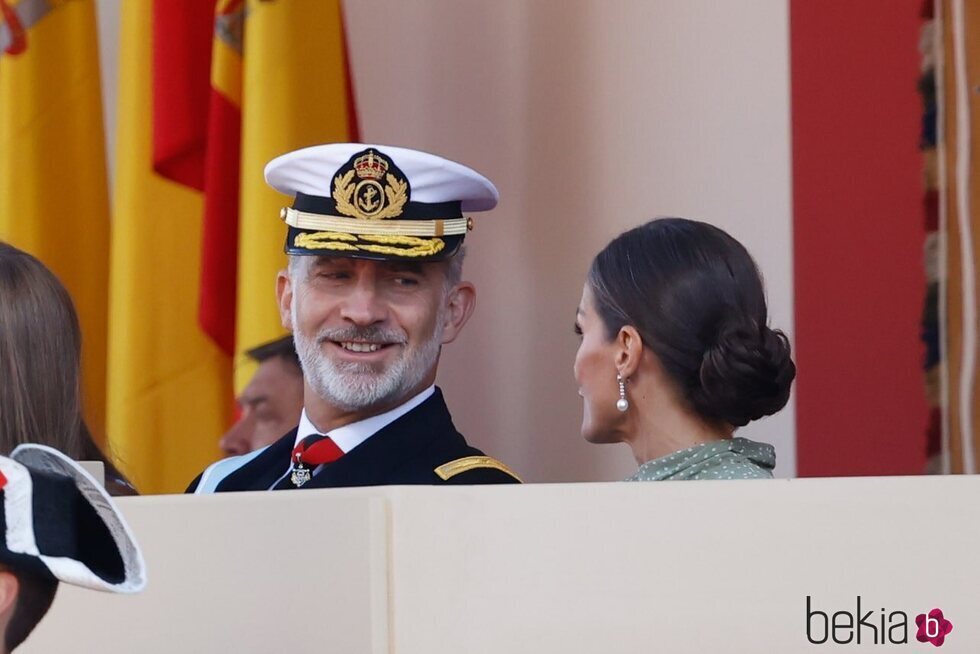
151 0 216 189
199 0 245 356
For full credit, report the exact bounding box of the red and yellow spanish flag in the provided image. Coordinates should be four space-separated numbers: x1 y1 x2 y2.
109 0 357 492
199 0 244 358
0 0 110 441
228 0 359 390
169 0 359 386
107 0 232 493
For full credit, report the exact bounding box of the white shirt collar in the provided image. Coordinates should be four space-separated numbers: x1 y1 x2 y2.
294 385 435 454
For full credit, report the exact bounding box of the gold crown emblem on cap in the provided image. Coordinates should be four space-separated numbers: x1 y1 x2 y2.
333 149 408 220
353 150 389 180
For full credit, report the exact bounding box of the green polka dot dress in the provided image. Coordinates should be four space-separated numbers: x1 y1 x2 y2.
626 437 775 481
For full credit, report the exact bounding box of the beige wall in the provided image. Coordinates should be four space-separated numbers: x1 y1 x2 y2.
95 0 120 183
345 0 795 481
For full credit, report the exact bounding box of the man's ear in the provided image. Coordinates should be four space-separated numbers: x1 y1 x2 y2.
276 269 294 331
0 571 19 619
614 325 644 380
441 282 476 345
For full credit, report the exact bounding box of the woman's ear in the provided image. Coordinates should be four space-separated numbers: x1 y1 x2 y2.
614 325 643 379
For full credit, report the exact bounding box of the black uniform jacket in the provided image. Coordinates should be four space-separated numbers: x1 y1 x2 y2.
187 388 520 492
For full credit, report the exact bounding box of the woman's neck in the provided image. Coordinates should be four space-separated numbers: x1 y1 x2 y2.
623 390 731 466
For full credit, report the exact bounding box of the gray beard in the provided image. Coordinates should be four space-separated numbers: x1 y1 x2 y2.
292 305 444 412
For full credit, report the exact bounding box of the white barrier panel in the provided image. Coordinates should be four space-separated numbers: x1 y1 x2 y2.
387 479 978 652
22 477 980 652
22 490 390 653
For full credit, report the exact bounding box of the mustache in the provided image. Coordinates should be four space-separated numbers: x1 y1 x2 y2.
315 325 407 345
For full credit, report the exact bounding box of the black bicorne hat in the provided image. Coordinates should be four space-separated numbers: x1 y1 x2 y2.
0 445 146 593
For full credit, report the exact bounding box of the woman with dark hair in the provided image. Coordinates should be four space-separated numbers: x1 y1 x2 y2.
0 243 136 495
574 218 795 480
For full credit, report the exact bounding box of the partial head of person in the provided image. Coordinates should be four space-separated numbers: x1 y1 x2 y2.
0 243 136 495
574 218 796 463
219 336 305 456
0 444 146 652
266 144 497 428
0 244 84 456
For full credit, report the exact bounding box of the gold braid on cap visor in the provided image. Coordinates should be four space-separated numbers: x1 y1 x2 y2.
283 207 472 258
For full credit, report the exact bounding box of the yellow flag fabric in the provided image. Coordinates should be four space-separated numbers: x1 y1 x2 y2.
108 0 231 493
235 0 356 390
0 0 109 440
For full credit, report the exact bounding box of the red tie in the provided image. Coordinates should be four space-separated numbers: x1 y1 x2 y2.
291 434 344 467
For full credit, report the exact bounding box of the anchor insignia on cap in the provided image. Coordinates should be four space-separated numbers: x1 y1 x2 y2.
333 149 408 220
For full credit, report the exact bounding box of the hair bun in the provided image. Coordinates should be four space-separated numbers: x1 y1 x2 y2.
692 321 796 427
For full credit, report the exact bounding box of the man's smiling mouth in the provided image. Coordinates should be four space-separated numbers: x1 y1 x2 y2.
338 341 383 353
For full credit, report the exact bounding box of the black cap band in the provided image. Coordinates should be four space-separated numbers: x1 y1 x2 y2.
293 192 462 221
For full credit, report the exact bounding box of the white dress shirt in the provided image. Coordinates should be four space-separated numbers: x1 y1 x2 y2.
271 385 435 488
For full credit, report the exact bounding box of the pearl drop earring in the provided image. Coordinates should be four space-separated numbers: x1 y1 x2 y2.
616 373 629 412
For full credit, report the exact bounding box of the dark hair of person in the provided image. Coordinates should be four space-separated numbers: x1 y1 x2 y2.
4 567 58 651
587 218 796 427
0 243 136 496
246 335 301 373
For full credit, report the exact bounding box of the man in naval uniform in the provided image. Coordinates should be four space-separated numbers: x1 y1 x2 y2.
189 144 520 492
